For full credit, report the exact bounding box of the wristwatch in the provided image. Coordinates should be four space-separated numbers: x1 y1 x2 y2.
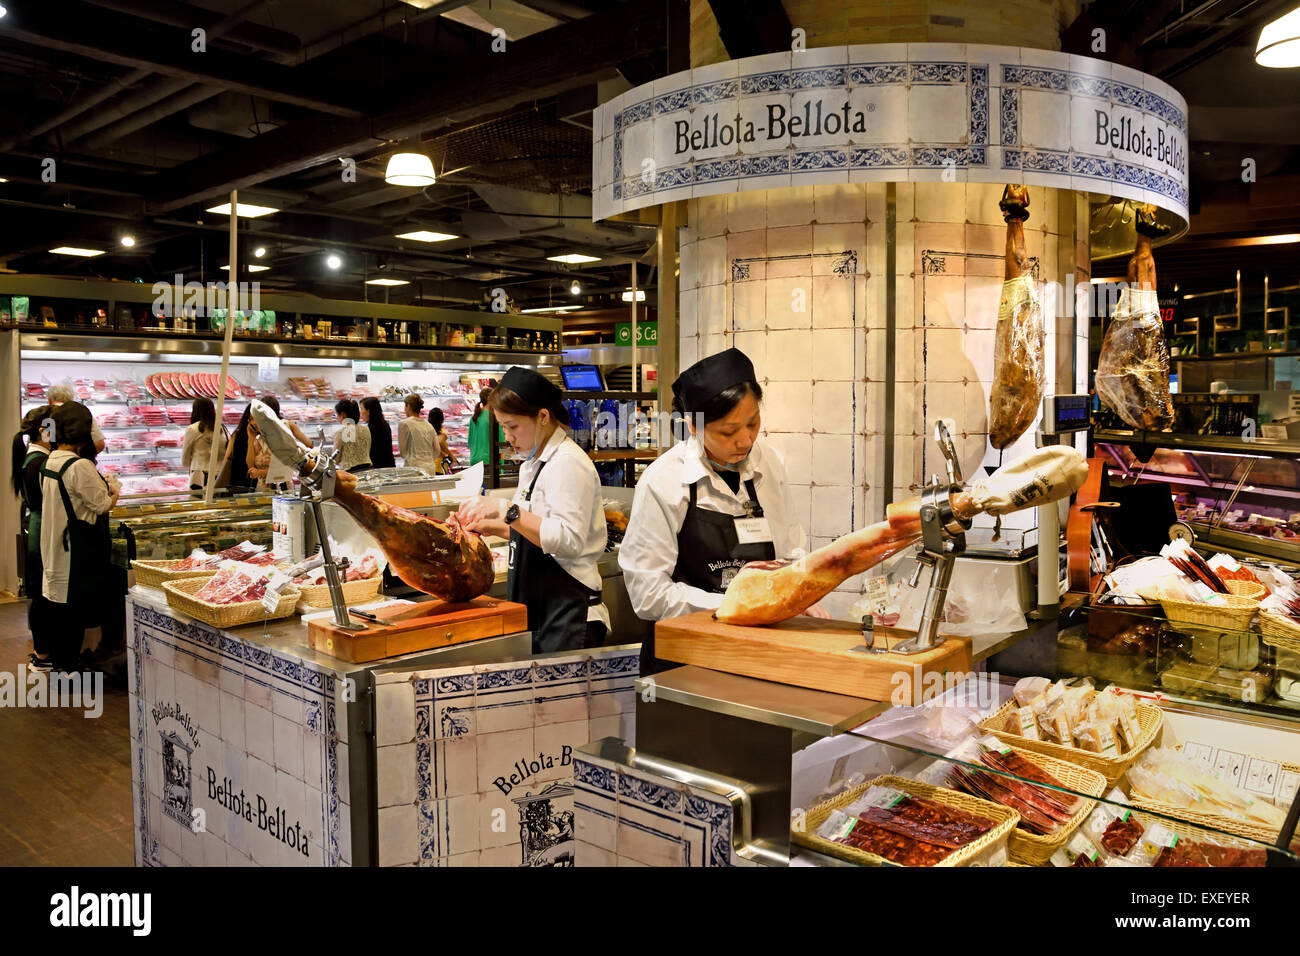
504 503 520 526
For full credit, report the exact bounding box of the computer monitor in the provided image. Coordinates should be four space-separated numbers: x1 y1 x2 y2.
560 365 605 391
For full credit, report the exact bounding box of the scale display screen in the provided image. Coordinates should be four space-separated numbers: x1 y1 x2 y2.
560 365 604 390
1043 394 1091 434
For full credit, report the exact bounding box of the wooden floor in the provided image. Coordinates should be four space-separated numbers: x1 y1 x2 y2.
0 600 134 865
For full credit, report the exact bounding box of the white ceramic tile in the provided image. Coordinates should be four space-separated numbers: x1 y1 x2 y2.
766 186 815 229
812 381 853 431
245 701 274 766
765 329 813 380
243 671 271 713
573 795 617 850
761 381 812 432
698 283 727 338
588 685 634 721
219 691 244 752
575 840 617 867
422 793 480 858
431 736 478 799
377 742 417 808
726 191 766 232
273 713 304 781
478 788 518 851
811 275 854 328
694 193 726 239
377 804 418 867
336 740 350 802
811 485 851 538
192 654 220 687
768 433 811 485
303 733 323 790
475 727 535 795
813 327 856 381
474 684 534 735
534 719 589 782
765 277 813 331
375 680 415 746
698 235 728 288
811 434 854 486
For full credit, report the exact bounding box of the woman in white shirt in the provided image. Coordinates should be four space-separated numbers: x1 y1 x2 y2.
333 398 372 472
398 395 440 474
40 401 120 671
456 367 609 653
618 347 823 673
181 397 228 492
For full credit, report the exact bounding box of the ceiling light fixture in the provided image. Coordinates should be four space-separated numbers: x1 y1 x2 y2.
396 230 458 242
521 306 583 314
326 254 342 270
221 264 269 272
1256 6 1300 67
49 246 105 257
365 278 409 286
547 253 601 264
0 6 7 18
205 201 279 218
621 289 646 302
120 235 136 247
570 280 581 295
253 246 266 258
385 152 436 187
0 177 8 183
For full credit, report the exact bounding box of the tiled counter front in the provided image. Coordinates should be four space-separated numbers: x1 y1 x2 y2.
372 646 639 867
126 592 350 867
570 753 755 868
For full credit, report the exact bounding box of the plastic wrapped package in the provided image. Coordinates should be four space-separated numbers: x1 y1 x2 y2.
1095 287 1174 430
989 274 1045 448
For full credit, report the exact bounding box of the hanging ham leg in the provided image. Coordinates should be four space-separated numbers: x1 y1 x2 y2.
989 184 1046 449
330 469 494 603
714 446 1089 626
1095 204 1175 430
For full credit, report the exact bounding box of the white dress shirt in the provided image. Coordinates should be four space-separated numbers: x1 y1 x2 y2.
618 435 805 622
40 449 115 603
512 426 610 629
181 422 228 487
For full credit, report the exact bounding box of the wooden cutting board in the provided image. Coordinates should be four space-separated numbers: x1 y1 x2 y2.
307 596 527 663
654 612 973 704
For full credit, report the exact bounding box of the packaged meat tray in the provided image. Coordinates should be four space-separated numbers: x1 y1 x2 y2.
794 775 1017 867
162 573 300 628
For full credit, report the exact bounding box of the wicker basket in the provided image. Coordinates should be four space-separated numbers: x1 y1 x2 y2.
131 559 217 589
1158 593 1258 631
294 573 382 609
978 699 1163 787
161 576 300 628
792 775 1019 867
1259 611 1300 654
996 749 1108 866
1225 580 1267 601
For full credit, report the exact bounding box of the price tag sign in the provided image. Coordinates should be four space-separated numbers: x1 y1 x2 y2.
352 359 370 383
261 571 291 613
258 356 280 382
1289 392 1300 416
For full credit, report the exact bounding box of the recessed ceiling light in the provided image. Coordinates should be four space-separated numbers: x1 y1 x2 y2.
365 278 409 286
120 235 136 247
326 254 342 270
385 152 436 187
547 253 601 264
0 177 8 183
396 230 458 243
253 246 266 258
205 201 279 218
50 246 105 257
220 264 269 272
521 305 583 314
621 289 647 302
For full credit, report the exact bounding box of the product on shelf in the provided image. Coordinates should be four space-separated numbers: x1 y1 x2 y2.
944 736 1080 836
989 184 1045 449
815 785 997 866
193 561 275 604
1004 679 1144 755
172 540 268 571
1127 747 1288 830
292 550 382 585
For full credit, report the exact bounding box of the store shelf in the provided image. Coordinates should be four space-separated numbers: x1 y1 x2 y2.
1093 428 1300 460
1172 349 1300 362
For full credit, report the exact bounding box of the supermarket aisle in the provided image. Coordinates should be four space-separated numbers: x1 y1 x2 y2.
0 601 134 865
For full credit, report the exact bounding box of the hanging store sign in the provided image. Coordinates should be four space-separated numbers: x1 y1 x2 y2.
615 321 658 346
592 45 1189 224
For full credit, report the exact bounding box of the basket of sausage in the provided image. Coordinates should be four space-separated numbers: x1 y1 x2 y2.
793 775 1019 867
978 678 1162 787
939 735 1108 866
162 564 300 628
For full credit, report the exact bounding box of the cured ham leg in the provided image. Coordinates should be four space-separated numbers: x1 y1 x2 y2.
330 469 494 603
989 184 1046 449
715 446 1089 626
1095 204 1174 430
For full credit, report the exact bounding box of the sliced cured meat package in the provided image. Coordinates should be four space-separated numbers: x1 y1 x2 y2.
989 185 1045 449
1095 204 1174 429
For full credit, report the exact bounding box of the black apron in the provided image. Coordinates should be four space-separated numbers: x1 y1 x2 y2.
506 457 602 655
42 456 111 621
642 476 776 674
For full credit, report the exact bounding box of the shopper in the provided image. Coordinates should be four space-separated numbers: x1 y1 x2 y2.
618 348 824 674
46 384 107 454
221 404 254 492
468 387 493 468
456 367 609 653
398 394 439 475
39 402 120 672
181 397 228 492
247 395 310 493
428 406 457 474
13 405 53 669
361 397 395 469
333 398 372 472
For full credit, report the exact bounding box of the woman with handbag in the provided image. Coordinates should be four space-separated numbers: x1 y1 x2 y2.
13 405 54 669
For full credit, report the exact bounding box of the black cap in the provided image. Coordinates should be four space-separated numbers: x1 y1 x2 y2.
500 366 562 409
671 348 756 412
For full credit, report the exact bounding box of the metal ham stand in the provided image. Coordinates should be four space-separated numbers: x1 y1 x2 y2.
858 420 971 655
250 400 365 632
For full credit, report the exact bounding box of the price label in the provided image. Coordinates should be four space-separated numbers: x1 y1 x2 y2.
261 571 292 613
258 356 280 382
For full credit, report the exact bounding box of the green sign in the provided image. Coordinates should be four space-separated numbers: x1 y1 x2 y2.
615 322 658 346
371 360 404 371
